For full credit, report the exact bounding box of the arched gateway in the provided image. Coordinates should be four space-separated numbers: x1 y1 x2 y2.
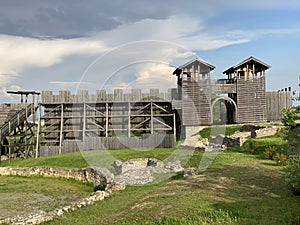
211 96 238 124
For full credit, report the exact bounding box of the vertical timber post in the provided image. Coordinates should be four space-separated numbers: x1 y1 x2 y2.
59 103 64 154
105 102 109 137
83 103 86 142
35 103 41 158
32 94 36 125
150 102 154 134
24 104 28 157
8 121 11 163
128 102 131 137
0 132 2 164
173 112 176 146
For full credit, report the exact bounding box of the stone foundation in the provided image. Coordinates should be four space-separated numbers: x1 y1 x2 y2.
0 166 118 225
0 190 109 225
0 166 115 191
113 158 184 185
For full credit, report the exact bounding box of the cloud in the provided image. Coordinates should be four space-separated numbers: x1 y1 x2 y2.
1 1 300 39
0 73 19 86
0 35 105 86
132 63 177 92
1 8 299 98
49 81 98 91
0 0 173 38
95 15 250 51
99 62 177 94
0 85 22 103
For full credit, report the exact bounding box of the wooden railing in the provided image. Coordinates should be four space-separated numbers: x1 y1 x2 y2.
0 104 34 141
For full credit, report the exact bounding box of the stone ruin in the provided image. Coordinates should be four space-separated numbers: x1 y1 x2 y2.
113 158 184 185
178 125 279 150
0 158 189 224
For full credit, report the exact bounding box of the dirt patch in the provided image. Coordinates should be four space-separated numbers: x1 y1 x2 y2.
0 193 52 219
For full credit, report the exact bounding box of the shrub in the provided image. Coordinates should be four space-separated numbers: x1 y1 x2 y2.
264 146 276 160
273 153 288 166
285 155 300 195
282 108 297 127
289 208 300 225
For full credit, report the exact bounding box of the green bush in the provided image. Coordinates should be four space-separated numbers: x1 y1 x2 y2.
264 146 276 160
285 155 300 195
273 153 288 166
289 208 300 225
282 108 297 127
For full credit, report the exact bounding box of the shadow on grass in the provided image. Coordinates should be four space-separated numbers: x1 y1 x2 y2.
196 163 300 225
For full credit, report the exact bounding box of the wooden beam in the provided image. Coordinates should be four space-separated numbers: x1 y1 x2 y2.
24 105 28 157
35 103 41 158
173 113 176 145
83 103 86 142
128 102 131 137
105 102 109 137
0 137 1 165
59 104 64 154
8 121 11 163
150 102 154 134
132 118 150 129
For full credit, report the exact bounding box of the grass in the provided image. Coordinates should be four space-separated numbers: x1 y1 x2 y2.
2 127 300 224
0 151 89 168
37 151 300 225
238 130 288 157
0 176 93 219
199 125 243 138
0 148 176 168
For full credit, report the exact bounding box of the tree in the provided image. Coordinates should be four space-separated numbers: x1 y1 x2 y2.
281 108 298 127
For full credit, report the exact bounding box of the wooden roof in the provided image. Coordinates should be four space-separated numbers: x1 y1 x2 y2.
179 58 216 71
223 56 271 74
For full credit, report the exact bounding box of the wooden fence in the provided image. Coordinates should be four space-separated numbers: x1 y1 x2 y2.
39 134 175 157
266 90 292 121
41 89 178 104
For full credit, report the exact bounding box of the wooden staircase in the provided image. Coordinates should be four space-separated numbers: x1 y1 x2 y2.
0 103 36 159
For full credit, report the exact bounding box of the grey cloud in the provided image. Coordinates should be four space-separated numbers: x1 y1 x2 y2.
1 0 300 39
0 0 175 38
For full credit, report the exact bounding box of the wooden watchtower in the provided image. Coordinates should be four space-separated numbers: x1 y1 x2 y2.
172 56 274 136
173 58 216 127
223 56 271 123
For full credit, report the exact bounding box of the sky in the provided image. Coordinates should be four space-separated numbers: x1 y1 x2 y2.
1 0 300 103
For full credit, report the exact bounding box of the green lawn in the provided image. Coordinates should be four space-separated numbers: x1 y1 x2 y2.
1 127 299 225
36 151 300 225
0 176 93 221
199 125 243 138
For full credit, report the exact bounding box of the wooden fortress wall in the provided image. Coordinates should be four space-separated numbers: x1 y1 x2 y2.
180 78 213 126
39 83 291 156
179 76 291 125
39 89 177 156
235 76 267 123
266 89 292 121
